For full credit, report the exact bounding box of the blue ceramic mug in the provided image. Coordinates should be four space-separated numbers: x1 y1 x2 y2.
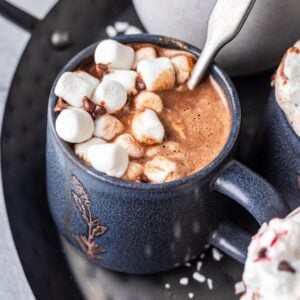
256 89 300 210
46 34 289 274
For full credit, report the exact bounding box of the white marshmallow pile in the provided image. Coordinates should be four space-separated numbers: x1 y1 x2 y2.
133 46 157 68
88 144 128 178
56 108 94 143
131 109 165 145
55 72 96 107
54 39 195 181
93 114 124 140
94 39 135 70
91 79 127 113
241 207 300 300
144 155 183 183
103 70 137 94
114 133 144 158
74 137 106 162
275 40 300 137
134 91 163 113
137 57 176 91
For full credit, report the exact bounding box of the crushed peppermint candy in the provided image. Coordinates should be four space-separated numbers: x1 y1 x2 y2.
179 277 189 285
207 278 214 290
212 248 223 261
188 292 195 299
193 272 206 283
235 281 246 295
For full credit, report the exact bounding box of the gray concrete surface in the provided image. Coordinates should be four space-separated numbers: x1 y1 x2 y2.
0 2 57 299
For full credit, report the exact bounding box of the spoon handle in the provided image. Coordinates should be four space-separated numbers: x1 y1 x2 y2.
187 0 256 90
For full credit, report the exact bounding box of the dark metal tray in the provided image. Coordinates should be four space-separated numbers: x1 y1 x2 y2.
0 0 273 299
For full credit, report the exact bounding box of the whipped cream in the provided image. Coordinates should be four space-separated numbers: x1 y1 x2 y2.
241 208 300 300
275 40 300 137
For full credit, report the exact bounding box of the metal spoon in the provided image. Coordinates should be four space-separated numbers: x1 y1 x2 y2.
187 0 256 90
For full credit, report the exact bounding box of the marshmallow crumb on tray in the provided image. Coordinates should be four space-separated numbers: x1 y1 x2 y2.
240 207 300 300
53 39 196 182
275 40 300 136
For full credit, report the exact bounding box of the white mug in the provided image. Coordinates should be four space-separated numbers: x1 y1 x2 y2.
133 0 300 76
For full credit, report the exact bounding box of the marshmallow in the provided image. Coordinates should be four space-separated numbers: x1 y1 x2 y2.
93 114 124 140
91 79 127 113
55 108 94 143
131 109 165 145
123 162 144 181
94 39 134 70
88 143 129 178
74 71 100 89
134 91 163 113
171 55 194 84
144 156 183 183
137 57 175 92
103 70 137 94
54 72 96 107
114 133 144 158
133 46 157 68
74 137 106 162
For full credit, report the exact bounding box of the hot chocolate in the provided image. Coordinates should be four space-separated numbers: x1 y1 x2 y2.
53 40 231 183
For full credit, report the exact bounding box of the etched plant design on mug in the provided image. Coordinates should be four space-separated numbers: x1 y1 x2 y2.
71 175 108 259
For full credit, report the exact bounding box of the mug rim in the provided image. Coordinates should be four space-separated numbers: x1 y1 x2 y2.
270 88 300 153
48 34 241 190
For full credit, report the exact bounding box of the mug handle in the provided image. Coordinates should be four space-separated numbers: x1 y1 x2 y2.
209 160 290 263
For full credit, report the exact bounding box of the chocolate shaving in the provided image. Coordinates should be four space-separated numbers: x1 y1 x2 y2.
92 105 107 118
135 77 146 91
83 96 96 113
136 174 149 183
83 96 106 118
96 63 109 79
54 97 68 112
278 261 296 273
255 247 268 261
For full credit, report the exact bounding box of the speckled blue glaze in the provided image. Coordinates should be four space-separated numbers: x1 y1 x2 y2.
256 89 300 210
46 34 289 273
